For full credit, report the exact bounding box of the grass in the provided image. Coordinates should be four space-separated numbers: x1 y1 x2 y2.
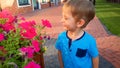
95 0 120 36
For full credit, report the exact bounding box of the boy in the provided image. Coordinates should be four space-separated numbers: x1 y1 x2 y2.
55 0 99 68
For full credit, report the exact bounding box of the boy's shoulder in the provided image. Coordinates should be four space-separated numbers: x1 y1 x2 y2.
57 31 67 40
58 31 67 37
84 31 96 40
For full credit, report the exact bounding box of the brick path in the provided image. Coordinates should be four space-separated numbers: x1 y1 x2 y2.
89 17 120 68
23 6 120 68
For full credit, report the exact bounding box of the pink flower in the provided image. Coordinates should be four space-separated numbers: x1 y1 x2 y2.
19 47 27 55
27 47 35 58
19 21 37 39
0 24 3 28
2 22 15 32
0 9 15 23
21 28 37 39
32 40 40 52
20 46 34 58
24 61 41 68
19 20 36 30
41 19 52 28
0 10 15 32
39 36 43 40
0 33 4 41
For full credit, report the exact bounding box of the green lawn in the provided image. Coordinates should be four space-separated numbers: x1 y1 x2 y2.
95 0 120 36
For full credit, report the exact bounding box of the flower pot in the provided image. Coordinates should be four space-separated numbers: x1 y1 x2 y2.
33 52 45 68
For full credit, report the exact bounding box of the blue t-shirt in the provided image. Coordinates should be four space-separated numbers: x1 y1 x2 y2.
55 31 99 68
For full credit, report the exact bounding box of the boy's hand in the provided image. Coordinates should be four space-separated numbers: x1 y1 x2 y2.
92 56 99 68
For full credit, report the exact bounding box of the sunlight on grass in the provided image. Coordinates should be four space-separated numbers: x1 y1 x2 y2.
97 12 119 18
96 0 120 36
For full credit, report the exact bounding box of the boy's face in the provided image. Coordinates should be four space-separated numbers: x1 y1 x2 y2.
61 6 78 32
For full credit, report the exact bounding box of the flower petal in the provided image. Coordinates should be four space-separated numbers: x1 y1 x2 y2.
41 19 52 28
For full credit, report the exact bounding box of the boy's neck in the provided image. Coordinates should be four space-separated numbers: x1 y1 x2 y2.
67 29 84 40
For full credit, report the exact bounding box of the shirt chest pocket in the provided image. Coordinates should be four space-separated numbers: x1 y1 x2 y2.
76 48 87 58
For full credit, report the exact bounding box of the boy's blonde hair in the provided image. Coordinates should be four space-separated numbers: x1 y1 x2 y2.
63 0 95 28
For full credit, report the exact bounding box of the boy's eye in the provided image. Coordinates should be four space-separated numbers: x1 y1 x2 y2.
64 17 68 20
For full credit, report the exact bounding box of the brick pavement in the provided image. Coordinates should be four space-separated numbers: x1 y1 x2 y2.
22 6 120 68
88 17 120 68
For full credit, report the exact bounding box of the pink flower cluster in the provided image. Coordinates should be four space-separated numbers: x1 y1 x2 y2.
0 10 15 23
0 9 52 68
0 10 15 32
20 40 40 58
19 20 37 39
0 10 52 40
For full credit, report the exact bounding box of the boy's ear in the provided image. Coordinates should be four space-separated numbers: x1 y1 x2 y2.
77 19 85 28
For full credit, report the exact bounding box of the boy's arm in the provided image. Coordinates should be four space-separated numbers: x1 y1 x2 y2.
58 50 64 68
92 56 99 68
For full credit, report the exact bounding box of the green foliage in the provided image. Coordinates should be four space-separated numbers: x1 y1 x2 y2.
0 18 7 24
0 28 27 67
96 0 120 36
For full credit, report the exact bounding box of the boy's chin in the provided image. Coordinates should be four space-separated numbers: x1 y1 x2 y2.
63 27 68 31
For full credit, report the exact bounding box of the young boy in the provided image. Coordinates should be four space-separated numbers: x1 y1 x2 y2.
55 0 99 68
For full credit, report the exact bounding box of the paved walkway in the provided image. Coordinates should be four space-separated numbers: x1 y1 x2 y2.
23 6 120 68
